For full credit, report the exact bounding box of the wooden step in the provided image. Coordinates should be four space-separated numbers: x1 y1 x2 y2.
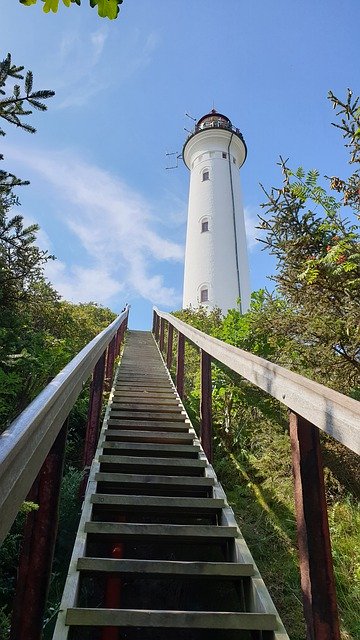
107 421 190 433
111 402 181 411
98 455 206 469
94 473 214 488
104 429 194 443
101 442 200 455
110 411 186 422
98 456 205 476
66 609 277 630
112 398 180 407
90 495 224 513
77 557 255 577
84 522 238 542
115 383 174 390
113 391 177 399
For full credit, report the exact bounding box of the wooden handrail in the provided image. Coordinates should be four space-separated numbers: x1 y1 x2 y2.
153 307 360 455
0 306 129 544
153 306 359 640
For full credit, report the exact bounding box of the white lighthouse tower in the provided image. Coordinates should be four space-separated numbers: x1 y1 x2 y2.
182 109 251 314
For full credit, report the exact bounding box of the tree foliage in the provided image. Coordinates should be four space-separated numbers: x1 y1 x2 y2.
19 0 124 20
258 90 360 394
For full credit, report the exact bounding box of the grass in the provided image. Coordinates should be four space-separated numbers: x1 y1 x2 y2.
211 414 360 640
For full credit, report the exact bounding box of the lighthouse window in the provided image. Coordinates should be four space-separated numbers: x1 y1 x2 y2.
222 152 227 159
233 157 236 164
201 220 209 233
200 288 209 303
202 170 209 181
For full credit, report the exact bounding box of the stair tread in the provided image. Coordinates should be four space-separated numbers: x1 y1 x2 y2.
107 422 190 432
98 455 206 467
104 429 193 441
90 495 224 509
110 411 186 421
84 522 238 538
66 608 277 630
77 557 255 576
112 398 179 406
101 442 199 453
95 472 214 486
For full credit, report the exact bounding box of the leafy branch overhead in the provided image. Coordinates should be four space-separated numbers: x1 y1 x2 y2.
19 0 124 20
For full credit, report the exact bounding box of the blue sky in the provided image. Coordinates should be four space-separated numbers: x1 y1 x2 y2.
1 0 358 329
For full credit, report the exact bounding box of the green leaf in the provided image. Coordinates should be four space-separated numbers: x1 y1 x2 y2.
41 0 59 12
19 0 37 5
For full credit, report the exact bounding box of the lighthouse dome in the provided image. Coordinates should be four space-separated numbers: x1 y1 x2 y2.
196 109 232 132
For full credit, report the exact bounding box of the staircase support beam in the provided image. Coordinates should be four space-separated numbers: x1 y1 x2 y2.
176 332 185 400
10 420 68 640
159 317 165 354
81 351 107 496
200 350 212 462
290 412 340 640
105 335 116 391
167 323 174 370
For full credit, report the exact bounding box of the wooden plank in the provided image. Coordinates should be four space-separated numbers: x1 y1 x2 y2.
77 557 255 577
154 310 360 454
111 398 180 407
94 472 214 487
107 422 189 433
101 442 199 454
90 495 224 510
109 412 186 422
104 429 193 443
84 522 238 540
66 609 277 630
111 402 181 411
113 392 177 399
98 455 206 468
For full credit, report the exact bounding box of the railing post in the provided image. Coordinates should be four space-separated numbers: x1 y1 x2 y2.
166 323 174 370
154 312 160 341
200 349 213 462
105 335 116 391
80 350 107 496
10 420 68 640
176 332 185 400
159 317 165 354
116 319 126 358
152 309 157 334
289 412 340 640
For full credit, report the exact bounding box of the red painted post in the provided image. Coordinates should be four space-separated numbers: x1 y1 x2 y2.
166 322 174 370
200 349 213 462
159 317 165 354
289 412 340 640
101 545 124 640
80 350 107 496
105 335 116 392
154 312 160 341
115 321 125 358
10 421 68 640
176 332 185 400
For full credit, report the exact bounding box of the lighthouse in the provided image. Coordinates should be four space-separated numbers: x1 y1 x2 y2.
182 109 251 314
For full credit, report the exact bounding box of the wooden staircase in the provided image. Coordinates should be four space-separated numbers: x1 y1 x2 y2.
53 330 289 640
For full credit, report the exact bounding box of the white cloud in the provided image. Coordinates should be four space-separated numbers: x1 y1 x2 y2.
44 261 123 305
90 28 108 64
53 28 159 109
5 145 183 308
244 206 262 251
